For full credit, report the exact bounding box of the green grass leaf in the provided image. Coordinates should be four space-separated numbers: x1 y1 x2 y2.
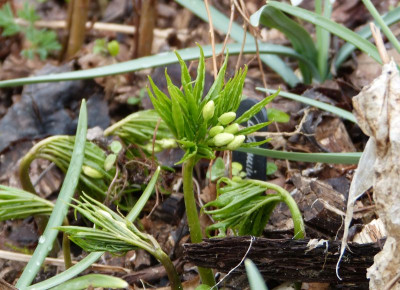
49 274 128 290
251 5 318 83
16 100 88 288
245 259 268 290
237 147 361 164
264 1 381 64
259 88 356 123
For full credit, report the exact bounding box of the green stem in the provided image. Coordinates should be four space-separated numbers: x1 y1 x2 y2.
182 156 215 286
153 249 183 290
248 180 305 239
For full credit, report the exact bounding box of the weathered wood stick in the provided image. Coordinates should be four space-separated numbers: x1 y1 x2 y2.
184 237 382 283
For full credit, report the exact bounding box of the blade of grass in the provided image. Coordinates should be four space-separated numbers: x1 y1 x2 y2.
245 259 268 290
258 88 356 123
27 167 161 290
250 5 318 83
315 0 332 80
335 6 400 69
49 274 128 290
361 0 400 54
16 100 88 288
0 43 311 88
174 0 300 87
265 1 381 64
236 147 361 164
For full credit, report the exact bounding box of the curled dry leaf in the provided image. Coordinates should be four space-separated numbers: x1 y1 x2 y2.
352 60 400 289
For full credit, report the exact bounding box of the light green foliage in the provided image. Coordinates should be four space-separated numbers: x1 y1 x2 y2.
245 259 268 290
266 162 278 175
56 192 157 253
267 108 290 123
104 109 176 154
203 178 305 238
148 46 278 164
0 3 61 59
93 38 120 57
207 158 246 181
0 185 53 221
107 40 120 57
49 274 128 290
20 136 115 197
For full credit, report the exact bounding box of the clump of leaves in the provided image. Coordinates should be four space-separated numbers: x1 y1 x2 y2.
0 185 53 221
147 46 278 286
57 192 182 289
104 109 176 154
0 2 61 59
204 178 305 239
93 38 120 57
19 136 115 198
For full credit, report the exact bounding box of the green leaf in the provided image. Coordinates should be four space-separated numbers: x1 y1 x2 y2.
110 141 122 154
266 162 278 175
0 43 312 88
49 274 128 290
263 1 381 64
236 147 361 164
238 139 271 148
193 44 206 104
335 6 400 68
250 6 318 83
17 2 40 23
235 90 280 124
16 100 88 288
259 88 356 123
0 3 20 36
208 157 225 181
267 108 290 123
245 259 268 290
237 121 271 136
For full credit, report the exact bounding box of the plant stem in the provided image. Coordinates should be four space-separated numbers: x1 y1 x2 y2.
153 249 183 290
248 180 305 239
182 156 215 286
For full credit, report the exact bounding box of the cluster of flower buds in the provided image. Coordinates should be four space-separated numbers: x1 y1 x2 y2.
203 101 246 150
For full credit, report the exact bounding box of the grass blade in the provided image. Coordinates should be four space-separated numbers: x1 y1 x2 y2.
258 88 356 123
245 259 268 290
0 43 313 88
16 100 88 288
265 1 381 64
250 5 318 83
315 0 332 80
335 6 400 69
49 274 128 290
236 147 361 164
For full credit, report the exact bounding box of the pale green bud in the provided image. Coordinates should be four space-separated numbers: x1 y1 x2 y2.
202 100 215 121
213 133 234 147
209 125 224 137
144 143 163 153
227 135 245 150
104 154 117 171
157 138 177 149
107 40 120 57
224 123 239 134
98 209 113 220
218 112 236 125
82 165 103 179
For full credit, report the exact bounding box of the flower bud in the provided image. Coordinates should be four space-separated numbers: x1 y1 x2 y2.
98 209 113 220
157 138 177 149
224 123 239 134
227 135 245 150
218 112 236 125
213 133 234 147
209 125 224 137
82 165 103 179
202 100 215 121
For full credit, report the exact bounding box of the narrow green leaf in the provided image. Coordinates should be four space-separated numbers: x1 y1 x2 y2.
17 100 88 288
267 108 290 123
235 90 280 124
245 259 268 290
259 88 356 123
250 6 318 83
237 121 272 136
264 1 381 64
236 147 361 164
335 6 400 68
193 44 206 104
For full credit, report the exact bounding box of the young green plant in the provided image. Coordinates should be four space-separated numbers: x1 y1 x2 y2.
147 46 278 286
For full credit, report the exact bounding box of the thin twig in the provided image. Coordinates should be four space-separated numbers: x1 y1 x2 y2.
218 0 235 66
370 22 390 64
204 0 218 79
